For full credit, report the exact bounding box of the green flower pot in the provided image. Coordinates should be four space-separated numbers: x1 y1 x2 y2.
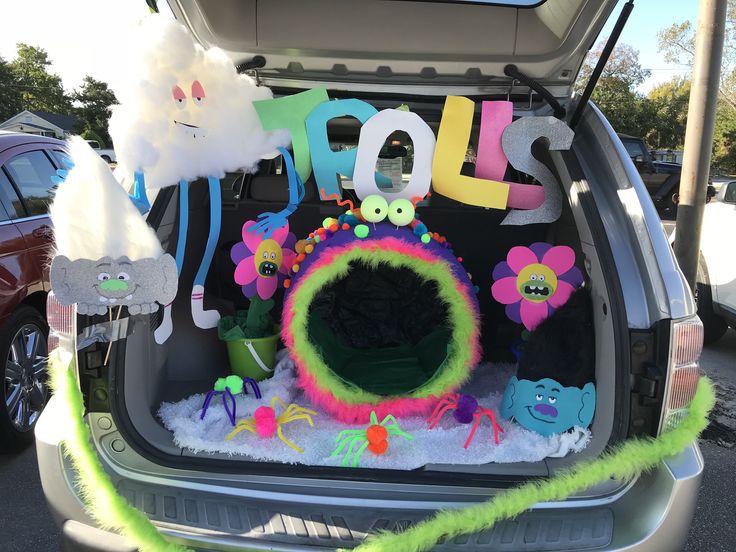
223 326 280 382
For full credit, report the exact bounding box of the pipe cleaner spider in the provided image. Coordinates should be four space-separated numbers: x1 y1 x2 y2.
427 393 504 449
200 375 261 426
331 412 414 467
224 396 316 453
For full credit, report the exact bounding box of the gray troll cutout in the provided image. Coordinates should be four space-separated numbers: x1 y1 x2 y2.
51 255 178 316
49 137 180 318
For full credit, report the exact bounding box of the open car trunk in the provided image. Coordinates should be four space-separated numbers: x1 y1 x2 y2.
105 90 625 482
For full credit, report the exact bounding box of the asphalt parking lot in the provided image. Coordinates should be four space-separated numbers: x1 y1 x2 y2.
1 330 734 552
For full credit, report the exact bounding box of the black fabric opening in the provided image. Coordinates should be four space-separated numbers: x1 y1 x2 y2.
307 261 451 396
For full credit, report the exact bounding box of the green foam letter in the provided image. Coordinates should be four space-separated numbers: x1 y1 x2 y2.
253 88 330 182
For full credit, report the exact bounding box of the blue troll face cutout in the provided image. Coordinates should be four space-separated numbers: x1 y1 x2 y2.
500 376 596 437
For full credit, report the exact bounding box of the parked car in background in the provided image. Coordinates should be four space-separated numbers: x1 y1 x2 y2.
618 134 715 219
0 131 65 450
85 139 116 164
695 180 736 343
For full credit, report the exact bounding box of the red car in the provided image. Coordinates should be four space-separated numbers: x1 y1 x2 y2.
0 131 67 451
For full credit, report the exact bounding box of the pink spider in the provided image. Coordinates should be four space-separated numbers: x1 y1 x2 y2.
427 393 504 448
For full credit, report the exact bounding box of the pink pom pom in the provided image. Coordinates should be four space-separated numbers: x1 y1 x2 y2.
254 406 277 437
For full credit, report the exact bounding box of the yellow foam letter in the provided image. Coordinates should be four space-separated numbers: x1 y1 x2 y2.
432 96 509 209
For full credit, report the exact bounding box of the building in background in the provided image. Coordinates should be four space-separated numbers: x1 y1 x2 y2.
0 110 76 139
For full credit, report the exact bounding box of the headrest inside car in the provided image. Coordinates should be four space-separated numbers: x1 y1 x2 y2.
247 174 317 203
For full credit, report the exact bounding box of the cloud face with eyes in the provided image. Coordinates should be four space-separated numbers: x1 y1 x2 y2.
109 16 289 189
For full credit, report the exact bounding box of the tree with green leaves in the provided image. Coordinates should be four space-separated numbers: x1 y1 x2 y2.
658 1 736 172
9 43 71 114
645 77 690 149
73 76 118 147
0 56 23 122
576 41 653 136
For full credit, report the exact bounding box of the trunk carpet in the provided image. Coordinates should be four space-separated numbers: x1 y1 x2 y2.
157 352 591 469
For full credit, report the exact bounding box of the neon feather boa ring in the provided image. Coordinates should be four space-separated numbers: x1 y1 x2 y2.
282 223 482 424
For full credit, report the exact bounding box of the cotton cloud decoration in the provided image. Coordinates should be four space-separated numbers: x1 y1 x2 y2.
49 137 178 315
108 15 290 343
109 16 288 189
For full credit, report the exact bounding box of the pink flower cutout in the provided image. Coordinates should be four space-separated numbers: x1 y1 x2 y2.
230 221 296 300
491 242 583 331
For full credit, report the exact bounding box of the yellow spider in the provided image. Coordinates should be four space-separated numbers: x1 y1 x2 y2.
225 396 316 453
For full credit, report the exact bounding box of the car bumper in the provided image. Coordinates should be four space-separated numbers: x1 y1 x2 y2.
36 395 704 552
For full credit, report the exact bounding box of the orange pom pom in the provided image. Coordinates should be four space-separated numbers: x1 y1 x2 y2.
368 440 388 455
342 223 350 230
283 279 291 289
329 223 339 233
296 253 306 263
366 424 388 444
295 239 308 254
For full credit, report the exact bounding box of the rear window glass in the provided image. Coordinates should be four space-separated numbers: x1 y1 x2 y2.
622 140 646 162
50 149 72 168
4 150 57 216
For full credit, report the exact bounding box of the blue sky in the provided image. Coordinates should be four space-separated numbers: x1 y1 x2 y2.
0 0 699 95
598 0 700 92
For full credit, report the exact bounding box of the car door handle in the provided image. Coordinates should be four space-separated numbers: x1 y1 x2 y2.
32 225 54 240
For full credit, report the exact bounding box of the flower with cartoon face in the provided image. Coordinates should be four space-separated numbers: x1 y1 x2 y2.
231 221 296 299
491 242 583 331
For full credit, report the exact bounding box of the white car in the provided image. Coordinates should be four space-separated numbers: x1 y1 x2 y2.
85 139 116 164
697 180 736 342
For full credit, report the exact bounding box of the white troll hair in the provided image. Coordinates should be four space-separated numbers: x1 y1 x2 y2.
109 16 289 190
50 137 164 261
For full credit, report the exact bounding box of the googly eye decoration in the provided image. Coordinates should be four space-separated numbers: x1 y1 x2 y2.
352 109 436 202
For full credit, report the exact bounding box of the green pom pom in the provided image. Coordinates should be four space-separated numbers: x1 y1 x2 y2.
354 224 370 239
322 217 337 229
224 375 244 394
314 234 321 243
213 378 227 392
421 233 431 244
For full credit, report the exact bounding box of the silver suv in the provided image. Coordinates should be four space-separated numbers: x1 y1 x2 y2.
36 1 706 550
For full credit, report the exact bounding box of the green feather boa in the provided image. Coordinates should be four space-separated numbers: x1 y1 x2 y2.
49 350 714 552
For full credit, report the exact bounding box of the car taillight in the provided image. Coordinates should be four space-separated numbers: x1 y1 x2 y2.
660 316 703 433
47 291 75 354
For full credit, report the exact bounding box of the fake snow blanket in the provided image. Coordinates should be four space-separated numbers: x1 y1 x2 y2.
158 354 591 469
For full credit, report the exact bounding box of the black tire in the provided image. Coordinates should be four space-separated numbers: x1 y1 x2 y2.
101 155 112 163
696 259 728 345
0 306 49 452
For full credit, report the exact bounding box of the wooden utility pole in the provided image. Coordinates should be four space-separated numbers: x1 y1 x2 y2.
674 0 727 290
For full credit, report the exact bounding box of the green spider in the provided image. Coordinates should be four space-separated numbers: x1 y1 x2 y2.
331 411 414 467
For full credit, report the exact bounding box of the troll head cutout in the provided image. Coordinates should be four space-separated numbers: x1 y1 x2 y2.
51 256 177 316
49 137 178 315
491 242 583 331
500 377 596 437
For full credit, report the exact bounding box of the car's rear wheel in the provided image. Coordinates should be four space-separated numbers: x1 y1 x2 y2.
0 306 49 451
